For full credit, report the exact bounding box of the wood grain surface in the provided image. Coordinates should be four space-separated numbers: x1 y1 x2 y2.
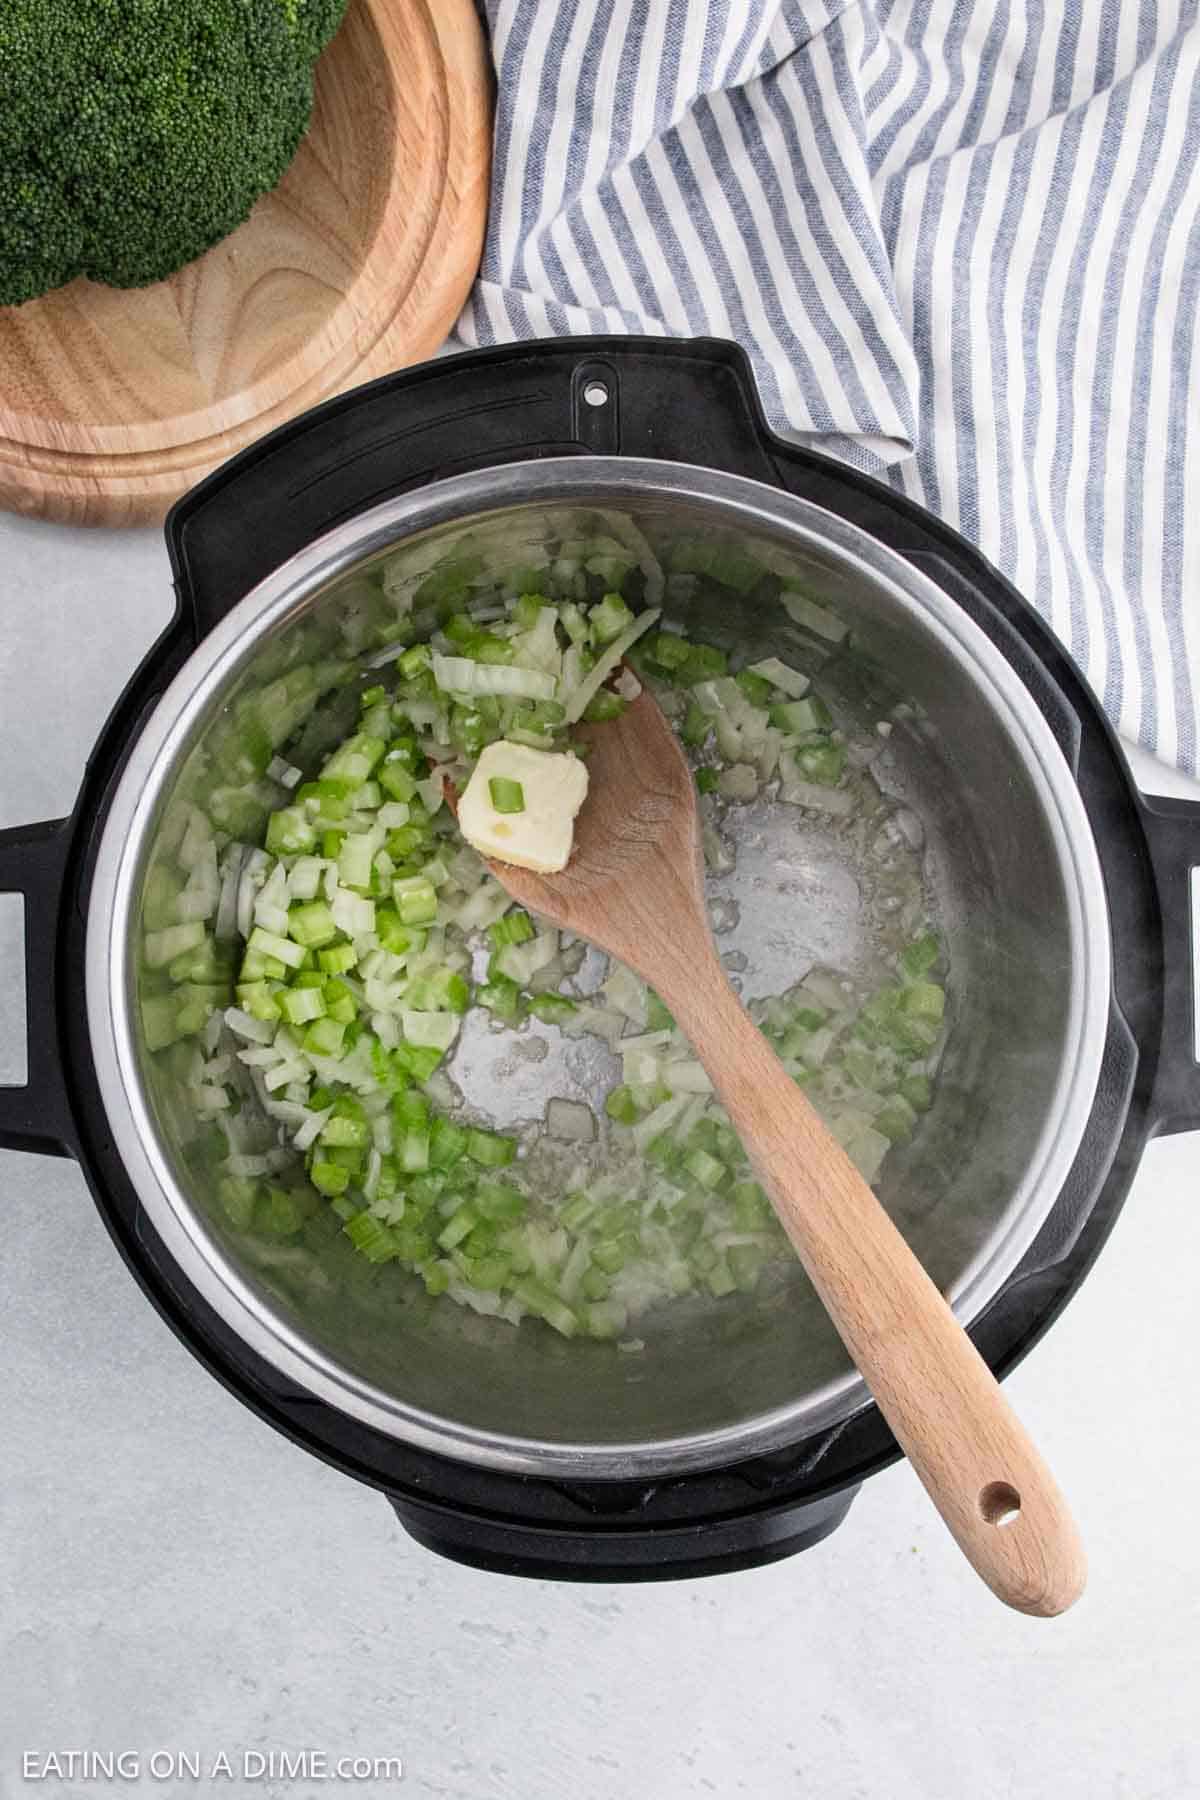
488 692 1088 1616
0 0 491 527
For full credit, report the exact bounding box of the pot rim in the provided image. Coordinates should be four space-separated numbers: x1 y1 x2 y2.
86 457 1112 1478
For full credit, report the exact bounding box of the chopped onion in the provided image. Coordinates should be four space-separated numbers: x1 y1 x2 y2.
778 772 855 816
191 1083 230 1113
263 1059 309 1092
701 823 735 873
562 607 660 724
780 592 848 643
224 1007 275 1045
236 849 271 941
560 1004 627 1047
747 656 810 697
601 963 647 1026
402 1011 460 1051
364 637 410 669
288 856 324 901
261 1098 310 1126
660 1058 712 1094
717 763 758 801
214 845 246 941
176 807 214 872
267 756 302 788
546 1098 596 1142
632 1093 690 1151
618 1029 672 1055
292 1108 332 1153
224 1152 272 1177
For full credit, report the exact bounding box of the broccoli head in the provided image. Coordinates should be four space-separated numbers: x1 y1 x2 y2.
0 0 348 307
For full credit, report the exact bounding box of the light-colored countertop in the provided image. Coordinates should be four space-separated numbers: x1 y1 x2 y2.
2 507 1197 1800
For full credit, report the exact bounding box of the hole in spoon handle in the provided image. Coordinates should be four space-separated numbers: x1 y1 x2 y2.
978 1481 1022 1528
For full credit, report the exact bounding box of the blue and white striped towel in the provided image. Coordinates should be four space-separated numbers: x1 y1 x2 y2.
458 0 1200 774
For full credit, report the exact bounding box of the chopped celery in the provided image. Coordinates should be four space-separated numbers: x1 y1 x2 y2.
311 1161 351 1197
770 695 831 734
794 741 846 787
681 702 711 747
512 1279 578 1338
604 1084 638 1125
590 592 635 644
476 977 523 1022
734 668 774 708
900 933 941 979
393 877 438 925
246 926 307 970
475 1181 527 1221
438 1203 479 1250
466 1128 517 1168
143 921 206 969
526 993 577 1025
489 910 535 949
900 1073 933 1113
265 806 317 856
582 690 626 722
683 1147 725 1191
288 901 337 948
344 1212 401 1262
875 1094 919 1142
279 986 326 1026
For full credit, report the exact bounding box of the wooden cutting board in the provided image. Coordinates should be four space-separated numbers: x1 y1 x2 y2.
0 0 491 527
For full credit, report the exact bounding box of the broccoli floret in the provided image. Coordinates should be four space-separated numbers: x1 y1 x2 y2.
0 0 348 307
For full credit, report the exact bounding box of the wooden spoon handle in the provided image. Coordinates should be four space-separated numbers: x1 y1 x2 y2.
662 964 1086 1616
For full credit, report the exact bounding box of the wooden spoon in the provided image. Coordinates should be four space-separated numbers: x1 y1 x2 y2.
467 690 1086 1616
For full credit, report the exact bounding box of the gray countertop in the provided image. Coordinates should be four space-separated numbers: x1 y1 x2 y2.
2 509 1198 1800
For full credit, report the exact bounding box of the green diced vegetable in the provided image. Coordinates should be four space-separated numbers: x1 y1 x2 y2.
526 993 577 1025
735 669 774 708
466 1128 517 1168
604 1084 638 1125
683 1147 725 1191
590 592 635 644
265 806 317 857
770 695 831 734
489 910 535 949
279 985 325 1026
900 933 941 979
303 1016 346 1056
488 776 525 813
794 742 847 786
394 877 438 925
288 901 337 948
475 1181 527 1222
476 977 523 1022
311 1161 351 1198
900 1073 933 1113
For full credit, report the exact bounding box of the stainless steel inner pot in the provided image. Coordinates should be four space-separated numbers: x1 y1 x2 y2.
86 461 1112 1477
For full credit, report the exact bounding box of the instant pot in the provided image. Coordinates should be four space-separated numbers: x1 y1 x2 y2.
2 339 1196 1579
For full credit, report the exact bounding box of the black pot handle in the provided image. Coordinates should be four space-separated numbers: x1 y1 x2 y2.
388 1483 857 1582
165 337 852 635
0 819 77 1157
1138 795 1200 1136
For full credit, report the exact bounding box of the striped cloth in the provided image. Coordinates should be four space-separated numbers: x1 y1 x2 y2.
457 0 1200 773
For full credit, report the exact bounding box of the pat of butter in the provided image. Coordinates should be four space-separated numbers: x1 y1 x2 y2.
458 741 589 873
